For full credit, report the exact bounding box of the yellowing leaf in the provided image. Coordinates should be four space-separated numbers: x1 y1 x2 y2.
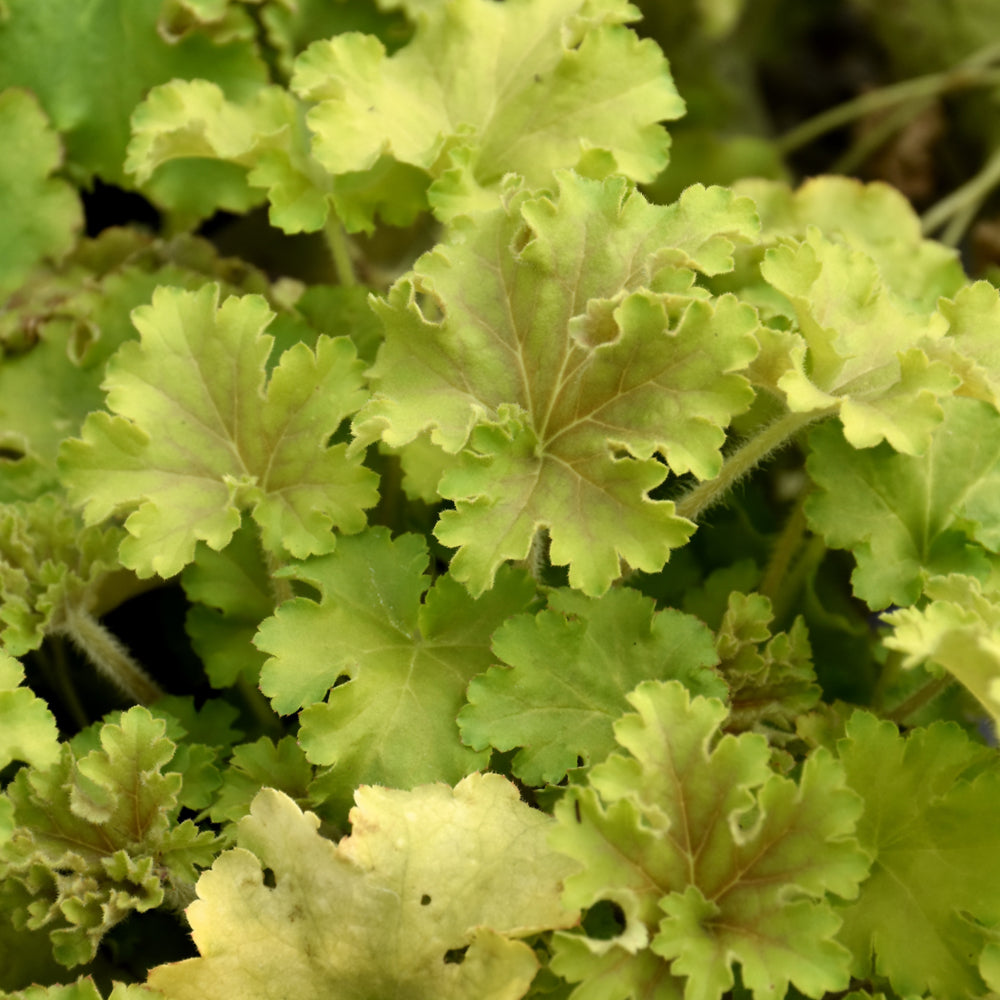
59 284 378 579
147 778 579 1000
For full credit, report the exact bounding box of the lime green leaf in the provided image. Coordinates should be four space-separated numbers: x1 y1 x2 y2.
292 0 683 223
759 228 958 454
715 591 820 741
255 528 536 807
836 711 1000 999
735 176 964 310
0 0 266 186
355 172 760 595
126 80 330 233
883 574 1000 732
181 522 275 688
59 284 378 579
0 708 219 967
0 89 81 301
0 495 124 656
147 778 579 999
459 587 724 786
550 680 869 1000
0 651 59 773
0 229 273 503
931 280 1000 411
805 397 1000 609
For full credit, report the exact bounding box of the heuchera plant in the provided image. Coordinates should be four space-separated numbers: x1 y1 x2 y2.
4 1 1000 998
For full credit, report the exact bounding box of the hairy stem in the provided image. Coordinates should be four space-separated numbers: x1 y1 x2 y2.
59 606 163 706
675 409 828 523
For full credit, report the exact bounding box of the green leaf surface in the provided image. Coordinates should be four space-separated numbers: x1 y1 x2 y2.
293 0 683 222
805 397 1000 609
355 173 760 594
0 89 81 301
0 0 267 186
835 711 1000 999
146 778 579 999
0 651 59 773
255 528 536 804
181 523 275 688
550 680 869 1000
60 284 378 579
0 708 219 967
459 587 725 785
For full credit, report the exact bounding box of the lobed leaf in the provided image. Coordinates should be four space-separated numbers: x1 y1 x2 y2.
255 528 536 808
836 711 1000 998
355 172 761 595
293 0 683 222
805 397 1000 609
759 228 958 454
0 708 219 967
550 680 869 1000
146 778 579 999
459 587 725 785
0 0 267 187
882 573 1000 733
59 284 378 579
0 651 59 774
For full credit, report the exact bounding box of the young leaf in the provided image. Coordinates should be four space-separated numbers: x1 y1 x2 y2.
255 528 536 805
714 591 820 742
0 495 124 656
146 778 579 999
735 175 964 310
550 680 869 1000
59 283 378 579
459 587 725 786
0 88 81 300
882 573 1000 732
805 397 1000 609
292 0 684 222
758 228 959 455
0 708 219 967
355 172 761 595
835 711 1000 999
